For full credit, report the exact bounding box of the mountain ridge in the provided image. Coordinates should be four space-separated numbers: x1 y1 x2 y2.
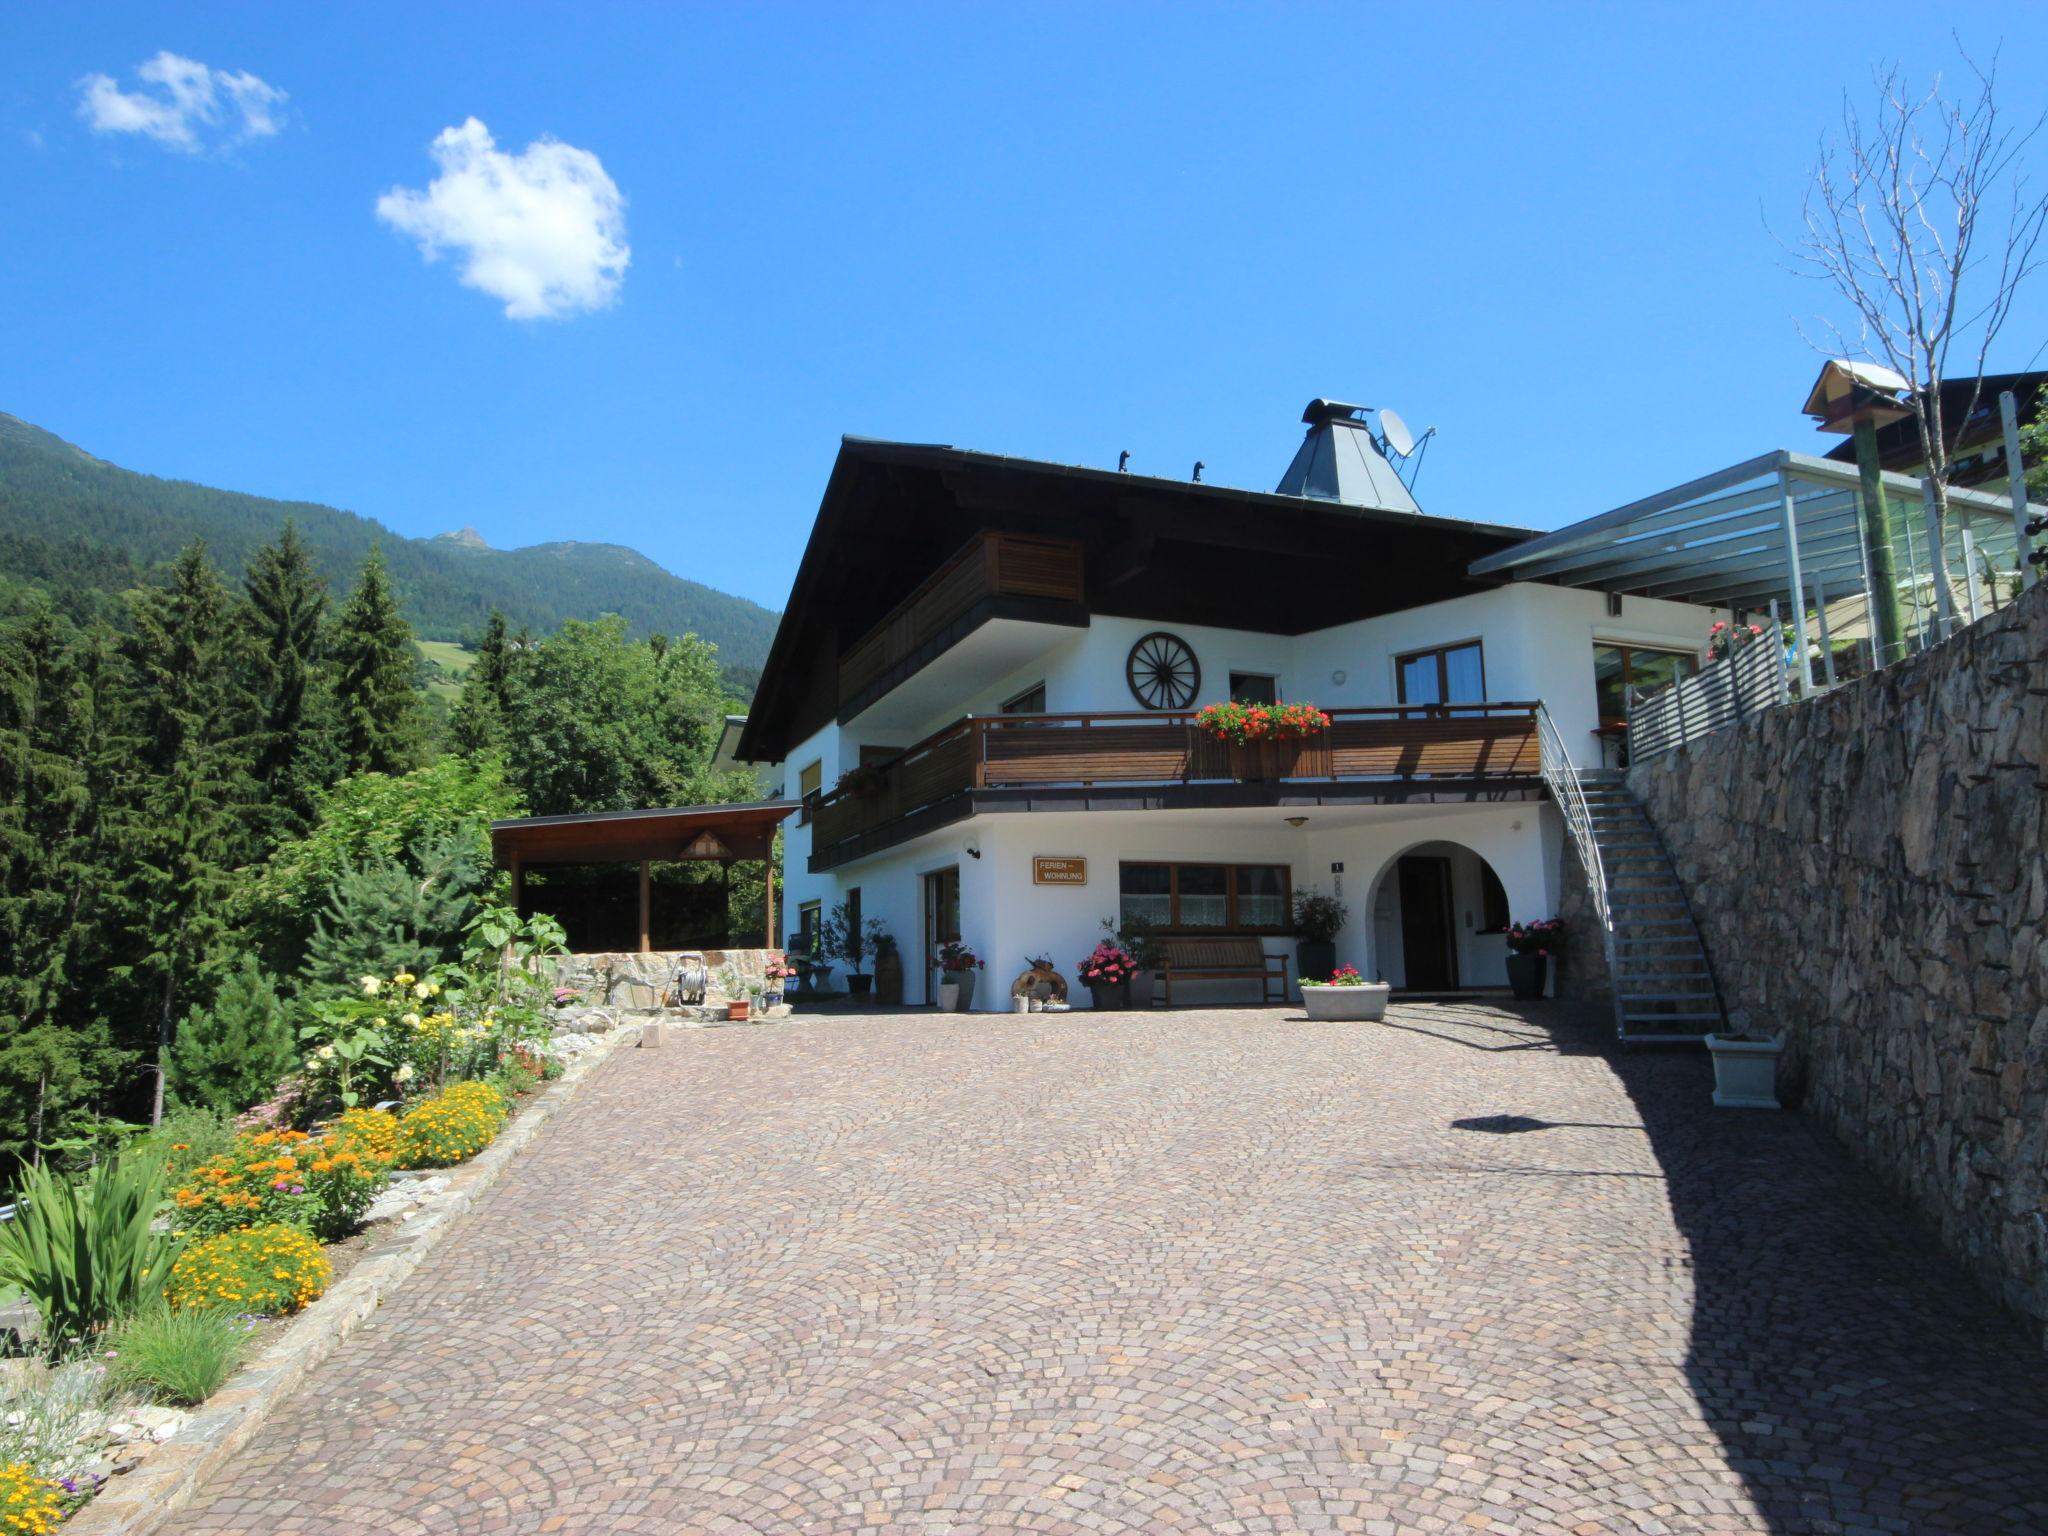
0 411 781 678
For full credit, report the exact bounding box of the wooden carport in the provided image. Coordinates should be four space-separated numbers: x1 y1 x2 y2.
490 800 799 953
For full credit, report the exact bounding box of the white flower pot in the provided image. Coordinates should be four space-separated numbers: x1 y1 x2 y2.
1706 1033 1783 1109
1300 983 1392 1022
937 982 961 1012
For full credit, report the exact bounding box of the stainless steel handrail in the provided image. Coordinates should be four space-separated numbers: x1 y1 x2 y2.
1534 702 1622 1037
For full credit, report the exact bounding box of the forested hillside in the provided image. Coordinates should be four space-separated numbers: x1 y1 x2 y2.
0 412 780 675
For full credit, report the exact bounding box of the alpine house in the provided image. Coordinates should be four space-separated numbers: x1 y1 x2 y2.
735 399 1719 1007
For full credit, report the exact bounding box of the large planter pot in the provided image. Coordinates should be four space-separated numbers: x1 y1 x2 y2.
1086 979 1132 1011
1296 940 1337 984
1129 968 1157 1009
846 973 874 997
1706 1033 1783 1109
1505 953 1548 1001
1300 982 1392 1022
875 949 904 1005
942 970 977 1012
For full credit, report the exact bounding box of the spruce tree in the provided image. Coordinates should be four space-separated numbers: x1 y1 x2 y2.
329 546 426 776
168 956 296 1115
243 522 337 839
116 543 260 1124
450 608 514 756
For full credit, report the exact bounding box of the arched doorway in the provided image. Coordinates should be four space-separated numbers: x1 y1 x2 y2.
1368 840 1512 991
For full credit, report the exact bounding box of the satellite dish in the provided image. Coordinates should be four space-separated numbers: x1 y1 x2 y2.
1378 408 1416 458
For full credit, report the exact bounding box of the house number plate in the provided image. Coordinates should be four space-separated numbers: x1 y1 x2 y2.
1032 856 1088 886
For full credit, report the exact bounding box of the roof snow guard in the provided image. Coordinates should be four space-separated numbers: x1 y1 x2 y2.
1468 449 2038 614
1275 400 1421 515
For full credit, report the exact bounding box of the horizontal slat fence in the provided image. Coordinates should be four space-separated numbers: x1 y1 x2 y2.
1626 638 1786 762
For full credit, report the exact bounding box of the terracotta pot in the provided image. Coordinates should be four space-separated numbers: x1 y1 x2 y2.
725 1000 750 1022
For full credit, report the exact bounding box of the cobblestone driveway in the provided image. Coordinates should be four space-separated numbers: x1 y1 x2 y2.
164 1004 2048 1535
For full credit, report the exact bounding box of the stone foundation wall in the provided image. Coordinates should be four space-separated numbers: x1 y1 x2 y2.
555 948 783 1010
1627 581 2047 1340
1555 838 1612 1008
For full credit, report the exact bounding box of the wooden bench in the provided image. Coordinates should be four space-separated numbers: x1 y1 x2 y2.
1155 935 1290 1007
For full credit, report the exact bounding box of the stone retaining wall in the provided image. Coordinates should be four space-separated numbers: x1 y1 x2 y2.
555 948 782 1010
1627 581 2047 1340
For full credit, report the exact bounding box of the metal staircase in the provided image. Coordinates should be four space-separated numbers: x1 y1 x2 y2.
1535 706 1726 1044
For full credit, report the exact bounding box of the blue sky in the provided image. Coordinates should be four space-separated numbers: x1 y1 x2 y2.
4 3 2045 615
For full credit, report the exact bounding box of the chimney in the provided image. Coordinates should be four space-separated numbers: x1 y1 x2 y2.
1274 399 1421 514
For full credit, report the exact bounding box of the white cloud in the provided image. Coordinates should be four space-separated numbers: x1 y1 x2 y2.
77 51 286 152
375 118 630 320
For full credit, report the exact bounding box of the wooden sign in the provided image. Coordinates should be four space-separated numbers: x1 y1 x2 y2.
1032 856 1087 886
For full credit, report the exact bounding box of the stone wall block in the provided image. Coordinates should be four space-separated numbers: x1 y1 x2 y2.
1630 580 2048 1346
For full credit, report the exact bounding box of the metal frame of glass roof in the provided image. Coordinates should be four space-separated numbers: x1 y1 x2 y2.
1469 450 2040 681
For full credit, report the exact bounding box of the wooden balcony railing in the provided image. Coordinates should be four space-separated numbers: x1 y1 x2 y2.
837 531 1085 710
811 702 1542 864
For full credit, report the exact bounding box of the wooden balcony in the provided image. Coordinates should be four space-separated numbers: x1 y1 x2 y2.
810 703 1543 871
837 531 1086 718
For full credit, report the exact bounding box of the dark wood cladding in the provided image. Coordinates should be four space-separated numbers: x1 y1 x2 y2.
809 705 1541 869
836 532 1085 712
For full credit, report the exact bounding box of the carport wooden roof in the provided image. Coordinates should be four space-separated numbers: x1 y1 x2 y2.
490 800 798 868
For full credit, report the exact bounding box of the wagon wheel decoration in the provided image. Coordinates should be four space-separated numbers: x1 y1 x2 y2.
1125 632 1200 710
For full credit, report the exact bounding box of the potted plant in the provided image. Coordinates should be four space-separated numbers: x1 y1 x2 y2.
1503 918 1565 1000
1706 1028 1784 1108
829 900 887 996
1290 886 1348 984
1707 619 1765 662
762 953 796 1009
747 981 764 1018
834 761 887 800
1076 938 1136 1010
717 965 750 1022
1102 916 1161 1007
1299 964 1392 1021
937 940 982 1011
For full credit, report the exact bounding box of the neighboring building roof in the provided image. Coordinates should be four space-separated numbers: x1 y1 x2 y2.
711 715 753 774
1819 370 2046 484
490 799 798 866
735 433 1537 763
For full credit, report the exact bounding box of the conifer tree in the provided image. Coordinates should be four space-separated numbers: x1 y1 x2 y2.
450 607 515 756
116 543 260 1124
328 546 426 776
168 956 296 1115
243 522 337 839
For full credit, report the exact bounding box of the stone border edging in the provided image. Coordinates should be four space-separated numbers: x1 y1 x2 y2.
67 1028 637 1536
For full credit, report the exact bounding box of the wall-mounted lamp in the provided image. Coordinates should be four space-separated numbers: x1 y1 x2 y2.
965 843 982 859
1284 815 1309 828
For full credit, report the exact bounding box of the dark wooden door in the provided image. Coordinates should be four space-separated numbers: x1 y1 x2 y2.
922 867 961 1004
1397 855 1458 990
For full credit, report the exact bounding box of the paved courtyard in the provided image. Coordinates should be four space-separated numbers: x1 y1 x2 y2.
163 1003 2048 1535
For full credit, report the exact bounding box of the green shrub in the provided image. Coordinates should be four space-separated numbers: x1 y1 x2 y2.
394 1080 507 1168
0 1152 179 1350
168 958 298 1116
166 1225 329 1315
106 1303 252 1406
132 1105 239 1185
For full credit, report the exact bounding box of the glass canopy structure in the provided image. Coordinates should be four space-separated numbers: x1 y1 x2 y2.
1470 450 2038 684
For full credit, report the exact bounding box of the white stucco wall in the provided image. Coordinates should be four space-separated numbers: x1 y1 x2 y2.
785 802 1556 1009
844 582 1721 771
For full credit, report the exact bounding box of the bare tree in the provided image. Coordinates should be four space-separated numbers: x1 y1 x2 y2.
1791 48 2048 601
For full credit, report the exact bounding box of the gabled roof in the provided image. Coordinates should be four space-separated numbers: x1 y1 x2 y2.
735 435 1535 763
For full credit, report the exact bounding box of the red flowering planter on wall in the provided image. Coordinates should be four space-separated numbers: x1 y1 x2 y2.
1193 701 1331 782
